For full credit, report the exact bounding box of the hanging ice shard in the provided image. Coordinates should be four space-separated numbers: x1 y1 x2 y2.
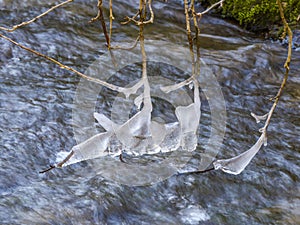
213 132 267 175
113 78 153 155
175 81 200 134
94 112 117 132
55 131 115 167
175 80 200 151
161 78 201 152
251 112 269 123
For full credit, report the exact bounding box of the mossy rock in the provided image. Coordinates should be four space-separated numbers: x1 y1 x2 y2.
198 0 300 35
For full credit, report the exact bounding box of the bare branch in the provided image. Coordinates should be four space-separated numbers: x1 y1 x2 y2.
121 0 154 25
184 0 194 57
196 0 224 17
143 0 154 25
277 0 292 70
39 164 56 173
190 0 201 61
90 0 110 48
110 36 140 50
260 0 293 132
177 166 215 175
0 33 124 92
0 0 73 32
39 150 75 173
56 151 75 167
190 0 200 36
109 0 115 41
121 10 140 25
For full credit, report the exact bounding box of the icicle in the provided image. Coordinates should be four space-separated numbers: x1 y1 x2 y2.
94 113 116 132
134 93 144 110
213 132 266 175
263 132 268 146
251 112 269 123
175 80 201 151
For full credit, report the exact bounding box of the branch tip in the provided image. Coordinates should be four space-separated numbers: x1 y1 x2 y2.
39 165 56 174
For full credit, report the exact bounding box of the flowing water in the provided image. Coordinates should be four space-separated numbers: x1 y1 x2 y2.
0 0 299 224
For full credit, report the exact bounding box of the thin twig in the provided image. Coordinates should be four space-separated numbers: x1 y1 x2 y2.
190 0 201 62
177 166 215 176
109 0 114 41
121 10 140 25
121 0 154 25
110 36 140 50
138 0 153 110
121 16 140 25
98 0 110 48
196 0 224 17
0 33 123 92
0 0 73 32
261 0 293 132
39 150 75 173
39 164 56 173
90 0 110 48
277 0 292 70
143 0 154 25
139 0 147 77
56 151 75 167
184 0 194 58
191 0 200 37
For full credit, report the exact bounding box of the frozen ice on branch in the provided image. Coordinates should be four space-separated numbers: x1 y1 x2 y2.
44 74 202 171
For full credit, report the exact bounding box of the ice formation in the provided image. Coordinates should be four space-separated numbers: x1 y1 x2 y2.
212 132 267 175
211 112 269 175
53 76 202 168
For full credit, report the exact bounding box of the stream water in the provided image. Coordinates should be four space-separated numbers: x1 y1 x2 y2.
0 0 299 224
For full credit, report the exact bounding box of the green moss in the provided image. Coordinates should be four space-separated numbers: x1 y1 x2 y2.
198 0 300 33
